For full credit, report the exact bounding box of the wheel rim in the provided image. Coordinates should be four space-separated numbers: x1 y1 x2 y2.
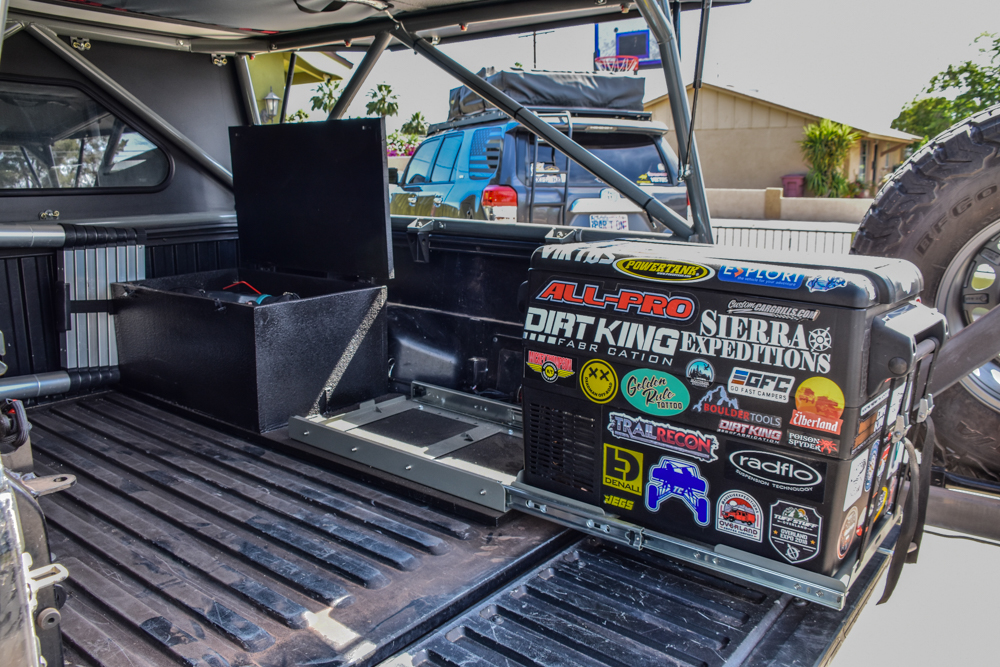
935 217 1000 411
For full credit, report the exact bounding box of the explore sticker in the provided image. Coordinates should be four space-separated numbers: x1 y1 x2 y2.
622 369 690 416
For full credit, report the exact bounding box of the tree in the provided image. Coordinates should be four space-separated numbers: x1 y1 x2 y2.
309 76 342 115
366 83 398 117
799 119 860 198
400 111 428 136
286 109 310 123
892 32 1000 147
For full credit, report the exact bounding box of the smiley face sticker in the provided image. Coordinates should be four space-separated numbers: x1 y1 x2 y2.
580 359 618 404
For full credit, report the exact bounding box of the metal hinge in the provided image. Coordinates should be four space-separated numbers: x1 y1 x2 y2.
406 218 445 263
543 227 582 244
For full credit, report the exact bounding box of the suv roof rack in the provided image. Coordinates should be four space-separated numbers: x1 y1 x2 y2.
428 106 653 135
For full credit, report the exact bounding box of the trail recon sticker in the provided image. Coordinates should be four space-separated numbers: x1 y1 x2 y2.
644 456 710 525
580 359 618 404
607 412 719 462
716 490 763 542
603 444 643 496
535 280 697 321
622 369 690 416
525 350 574 384
614 258 714 283
770 502 822 564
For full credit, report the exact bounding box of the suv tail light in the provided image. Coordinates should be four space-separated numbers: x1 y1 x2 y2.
481 185 518 222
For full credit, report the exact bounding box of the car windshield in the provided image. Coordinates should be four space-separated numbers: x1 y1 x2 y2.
518 131 675 187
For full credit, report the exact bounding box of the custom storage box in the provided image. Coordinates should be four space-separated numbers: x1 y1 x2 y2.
521 239 944 576
114 119 393 432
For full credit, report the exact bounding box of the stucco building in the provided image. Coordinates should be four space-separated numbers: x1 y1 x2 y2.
645 83 919 192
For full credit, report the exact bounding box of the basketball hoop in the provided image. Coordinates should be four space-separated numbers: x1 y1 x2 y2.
595 55 639 73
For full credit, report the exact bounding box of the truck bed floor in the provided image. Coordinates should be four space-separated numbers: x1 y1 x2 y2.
28 392 566 667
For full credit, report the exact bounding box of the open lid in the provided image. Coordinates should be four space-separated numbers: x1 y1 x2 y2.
229 119 393 283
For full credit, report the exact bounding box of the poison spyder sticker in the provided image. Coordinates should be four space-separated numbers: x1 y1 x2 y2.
614 258 714 283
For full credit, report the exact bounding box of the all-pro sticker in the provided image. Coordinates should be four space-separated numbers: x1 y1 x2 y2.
580 359 618 404
769 501 822 564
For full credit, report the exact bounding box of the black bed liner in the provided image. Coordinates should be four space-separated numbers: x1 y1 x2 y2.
27 392 886 667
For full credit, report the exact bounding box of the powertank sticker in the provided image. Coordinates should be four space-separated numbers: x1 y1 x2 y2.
769 501 822 564
614 258 714 283
716 490 763 542
725 446 826 502
607 411 719 462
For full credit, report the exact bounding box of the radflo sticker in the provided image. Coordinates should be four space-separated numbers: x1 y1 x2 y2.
580 359 618 404
607 412 719 462
603 443 643 496
614 258 714 283
719 266 804 290
622 369 690 416
644 456 710 525
728 367 795 403
535 279 697 321
838 506 860 559
685 359 714 389
525 350 575 384
791 376 845 435
726 447 826 501
769 501 822 564
716 490 763 542
843 448 869 511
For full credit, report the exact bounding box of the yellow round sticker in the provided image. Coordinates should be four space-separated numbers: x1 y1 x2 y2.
580 359 618 404
794 376 845 419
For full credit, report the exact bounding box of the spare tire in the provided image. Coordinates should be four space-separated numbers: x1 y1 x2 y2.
853 104 1000 483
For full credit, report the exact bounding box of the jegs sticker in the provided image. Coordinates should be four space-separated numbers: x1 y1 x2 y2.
838 506 859 559
770 501 822 564
716 490 763 542
644 456 710 525
844 448 869 511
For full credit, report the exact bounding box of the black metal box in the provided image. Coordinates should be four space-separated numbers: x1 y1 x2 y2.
521 240 944 576
114 119 393 432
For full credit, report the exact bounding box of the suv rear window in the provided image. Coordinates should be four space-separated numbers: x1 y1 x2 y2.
517 132 674 187
0 80 169 190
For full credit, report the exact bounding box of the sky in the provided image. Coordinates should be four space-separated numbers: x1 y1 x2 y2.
287 0 999 135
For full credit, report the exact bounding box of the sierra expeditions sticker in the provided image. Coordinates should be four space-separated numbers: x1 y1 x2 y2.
644 456 710 525
719 266 804 290
728 367 796 403
607 412 719 462
535 279 697 321
806 275 847 293
838 506 860 559
622 369 690 416
791 377 845 435
686 359 715 388
725 447 826 501
603 443 643 496
770 501 822 564
580 359 618 404
844 448 869 511
614 258 714 283
716 490 763 542
525 350 575 384
727 299 819 322
787 429 839 456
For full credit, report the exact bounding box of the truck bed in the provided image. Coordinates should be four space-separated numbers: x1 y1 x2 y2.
27 392 886 667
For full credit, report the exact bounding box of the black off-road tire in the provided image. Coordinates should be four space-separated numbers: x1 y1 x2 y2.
853 104 1000 483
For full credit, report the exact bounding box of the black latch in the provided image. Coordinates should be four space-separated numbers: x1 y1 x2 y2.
406 218 445 263
867 302 947 395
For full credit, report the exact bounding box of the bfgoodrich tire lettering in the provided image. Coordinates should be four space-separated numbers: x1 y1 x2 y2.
853 103 1000 483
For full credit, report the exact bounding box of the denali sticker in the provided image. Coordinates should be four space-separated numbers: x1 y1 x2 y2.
607 412 718 462
716 490 763 542
792 377 845 435
685 359 715 389
787 429 839 456
726 448 825 501
769 502 822 564
536 280 696 321
719 266 804 290
525 350 574 384
644 456 710 525
727 299 819 322
844 449 869 511
622 369 690 416
679 310 832 374
728 367 796 403
603 443 643 496
614 258 714 283
692 387 782 427
523 307 679 367
838 506 860 560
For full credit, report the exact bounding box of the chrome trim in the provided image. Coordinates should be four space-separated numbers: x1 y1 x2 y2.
236 55 261 125
0 224 66 248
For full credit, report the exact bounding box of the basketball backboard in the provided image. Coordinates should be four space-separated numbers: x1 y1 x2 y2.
594 18 660 70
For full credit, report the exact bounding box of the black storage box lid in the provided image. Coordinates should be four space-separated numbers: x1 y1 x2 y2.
229 118 393 283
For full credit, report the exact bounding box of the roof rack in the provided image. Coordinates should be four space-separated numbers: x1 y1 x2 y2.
428 106 653 135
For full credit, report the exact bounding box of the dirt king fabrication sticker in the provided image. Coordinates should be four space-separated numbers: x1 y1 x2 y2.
580 359 618 404
645 456 710 525
603 443 643 496
525 350 575 384
769 501 822 564
726 447 826 501
535 280 697 322
622 369 690 416
523 307 679 367
607 412 719 462
727 299 820 322
716 490 763 542
719 266 804 290
680 310 832 374
728 367 796 403
614 258 714 283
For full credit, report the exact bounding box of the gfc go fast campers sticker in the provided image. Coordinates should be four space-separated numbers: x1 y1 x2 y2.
770 501 822 564
622 369 690 416
580 359 618 404
614 258 714 283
